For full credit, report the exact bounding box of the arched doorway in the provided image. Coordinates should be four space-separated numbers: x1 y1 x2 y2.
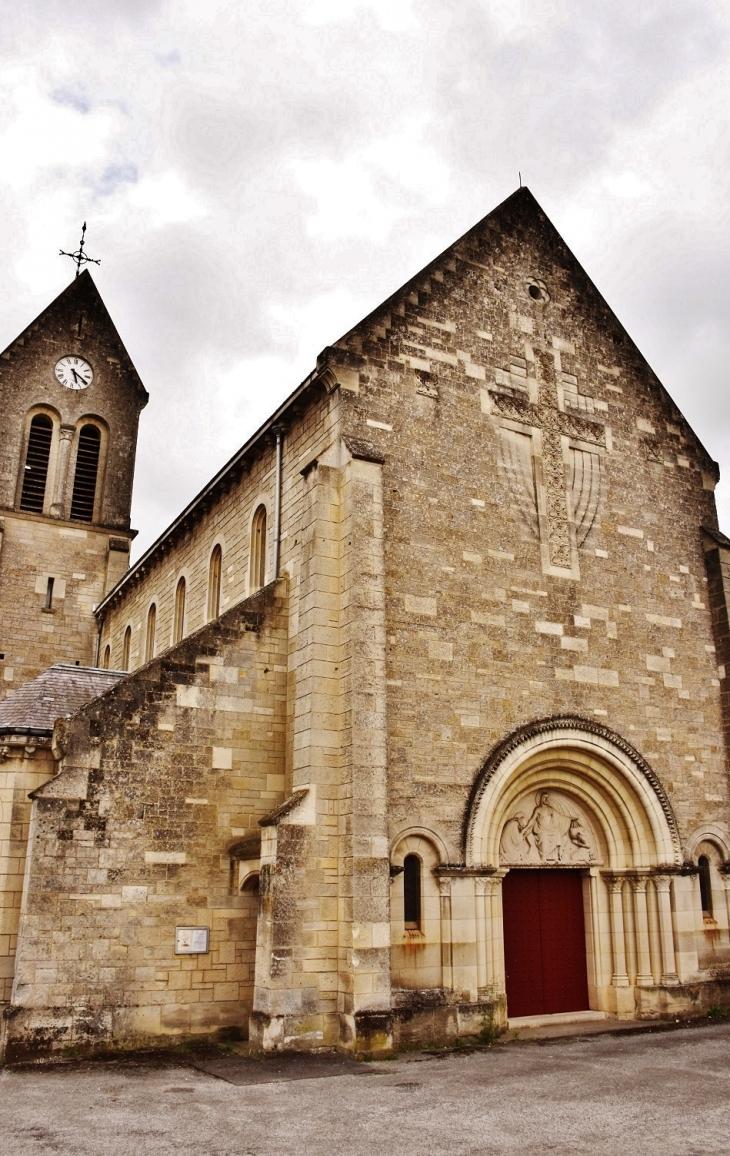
465 716 683 1021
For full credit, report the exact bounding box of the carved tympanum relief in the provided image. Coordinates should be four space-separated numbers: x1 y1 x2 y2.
499 790 600 866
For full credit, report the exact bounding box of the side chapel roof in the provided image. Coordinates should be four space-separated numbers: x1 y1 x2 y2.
0 665 126 736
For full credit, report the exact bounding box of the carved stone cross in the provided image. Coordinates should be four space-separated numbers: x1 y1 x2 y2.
482 352 609 578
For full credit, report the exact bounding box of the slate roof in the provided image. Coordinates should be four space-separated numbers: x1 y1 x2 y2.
0 665 126 735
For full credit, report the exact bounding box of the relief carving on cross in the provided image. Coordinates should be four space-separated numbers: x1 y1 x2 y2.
480 340 611 580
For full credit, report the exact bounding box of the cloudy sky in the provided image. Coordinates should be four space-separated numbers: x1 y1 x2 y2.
2 0 730 556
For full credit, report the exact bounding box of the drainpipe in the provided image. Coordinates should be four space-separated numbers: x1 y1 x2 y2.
272 427 283 580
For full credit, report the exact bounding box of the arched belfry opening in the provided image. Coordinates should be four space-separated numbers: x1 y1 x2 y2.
463 716 683 1023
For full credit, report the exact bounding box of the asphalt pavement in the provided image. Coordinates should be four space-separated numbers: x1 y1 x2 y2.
1 1020 729 1155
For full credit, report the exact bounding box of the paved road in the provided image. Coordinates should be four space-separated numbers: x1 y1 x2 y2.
1 1022 729 1155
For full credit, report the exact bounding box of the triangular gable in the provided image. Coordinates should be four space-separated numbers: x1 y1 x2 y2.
0 269 147 404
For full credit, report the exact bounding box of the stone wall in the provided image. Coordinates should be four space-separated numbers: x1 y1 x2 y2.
327 188 729 869
6 581 287 1060
0 516 129 693
0 740 55 1029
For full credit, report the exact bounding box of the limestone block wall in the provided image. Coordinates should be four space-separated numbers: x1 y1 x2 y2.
324 189 730 877
6 582 288 1060
0 741 55 1014
0 515 129 697
98 386 339 673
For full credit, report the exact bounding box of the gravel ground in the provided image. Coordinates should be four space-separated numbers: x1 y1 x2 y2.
1 1020 729 1156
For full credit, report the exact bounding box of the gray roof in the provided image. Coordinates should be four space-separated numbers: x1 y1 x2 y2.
0 665 125 735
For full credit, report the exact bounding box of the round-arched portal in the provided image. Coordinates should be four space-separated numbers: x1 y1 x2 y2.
462 717 684 1022
465 716 681 871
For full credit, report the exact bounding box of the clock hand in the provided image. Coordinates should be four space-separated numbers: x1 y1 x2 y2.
71 368 84 384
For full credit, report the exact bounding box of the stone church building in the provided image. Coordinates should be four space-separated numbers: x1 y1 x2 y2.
1 187 730 1060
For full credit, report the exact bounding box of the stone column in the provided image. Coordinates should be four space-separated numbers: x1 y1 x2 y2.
654 875 679 985
607 876 629 986
475 878 488 991
438 878 453 990
630 877 654 986
49 424 75 518
485 874 506 996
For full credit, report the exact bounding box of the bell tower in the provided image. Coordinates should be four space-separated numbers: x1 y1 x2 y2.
0 270 148 698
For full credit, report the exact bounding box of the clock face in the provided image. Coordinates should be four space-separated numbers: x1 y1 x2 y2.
55 355 93 390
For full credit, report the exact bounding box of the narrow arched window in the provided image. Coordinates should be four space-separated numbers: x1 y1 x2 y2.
403 854 422 930
102 645 111 670
698 855 713 916
250 505 267 592
20 414 53 513
208 544 222 620
145 604 156 663
70 424 101 522
121 625 131 672
173 577 186 644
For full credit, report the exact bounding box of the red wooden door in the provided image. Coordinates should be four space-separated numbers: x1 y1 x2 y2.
502 869 589 1018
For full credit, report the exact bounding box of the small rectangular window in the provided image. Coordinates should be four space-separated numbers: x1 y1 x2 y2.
44 576 54 610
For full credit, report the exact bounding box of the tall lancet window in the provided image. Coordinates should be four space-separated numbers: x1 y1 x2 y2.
698 855 713 917
173 577 186 643
20 414 53 513
70 424 101 522
207 545 222 621
250 505 267 592
121 625 132 672
403 854 422 930
145 603 156 663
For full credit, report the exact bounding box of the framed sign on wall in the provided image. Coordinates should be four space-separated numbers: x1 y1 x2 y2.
175 926 210 954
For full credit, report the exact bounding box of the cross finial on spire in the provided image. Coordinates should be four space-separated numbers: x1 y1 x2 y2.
59 222 101 278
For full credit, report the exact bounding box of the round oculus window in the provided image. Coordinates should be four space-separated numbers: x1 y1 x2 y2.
526 278 550 303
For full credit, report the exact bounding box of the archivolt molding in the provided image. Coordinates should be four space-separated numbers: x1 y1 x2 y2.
390 825 451 867
684 824 730 863
463 714 682 868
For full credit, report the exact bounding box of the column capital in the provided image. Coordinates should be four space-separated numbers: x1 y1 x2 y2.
654 873 673 893
437 877 452 898
606 875 626 894
629 876 649 893
59 423 76 440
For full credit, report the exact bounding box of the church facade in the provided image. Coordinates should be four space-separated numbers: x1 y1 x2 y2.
2 188 730 1060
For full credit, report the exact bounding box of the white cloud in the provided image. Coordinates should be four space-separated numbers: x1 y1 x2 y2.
1 0 730 556
302 0 418 32
127 171 207 227
0 69 121 190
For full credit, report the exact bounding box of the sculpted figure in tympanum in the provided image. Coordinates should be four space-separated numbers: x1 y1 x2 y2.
499 790 597 866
